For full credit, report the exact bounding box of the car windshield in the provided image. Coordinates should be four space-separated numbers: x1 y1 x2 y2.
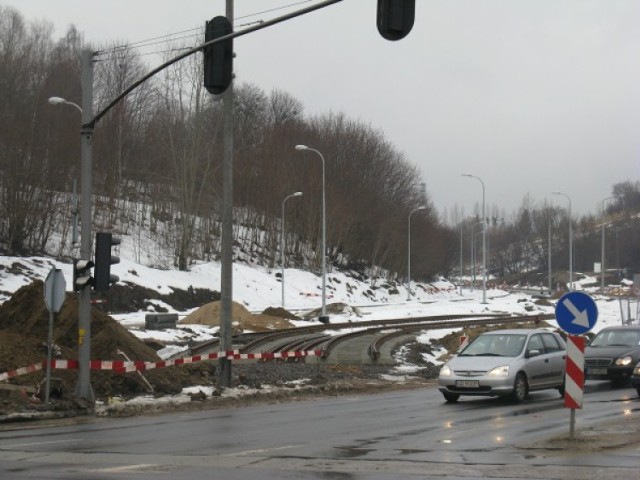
460 333 527 357
589 330 640 348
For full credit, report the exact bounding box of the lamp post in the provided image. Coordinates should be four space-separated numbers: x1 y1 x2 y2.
47 50 95 401
459 224 463 295
552 191 572 291
469 221 482 290
601 196 615 291
295 145 327 319
281 191 302 307
548 220 552 293
474 229 483 289
407 206 426 300
462 174 487 303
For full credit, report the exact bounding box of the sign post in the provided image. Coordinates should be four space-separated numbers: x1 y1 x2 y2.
44 268 66 404
555 291 598 438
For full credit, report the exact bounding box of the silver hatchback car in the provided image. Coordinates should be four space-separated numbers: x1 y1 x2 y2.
437 328 567 403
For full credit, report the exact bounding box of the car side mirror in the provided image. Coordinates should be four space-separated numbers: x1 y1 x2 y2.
526 349 541 358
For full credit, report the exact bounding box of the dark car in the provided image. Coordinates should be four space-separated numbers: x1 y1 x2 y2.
584 325 640 386
631 362 640 396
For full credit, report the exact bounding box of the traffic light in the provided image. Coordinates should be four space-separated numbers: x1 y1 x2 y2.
203 16 233 95
94 232 120 292
377 0 415 41
73 259 94 291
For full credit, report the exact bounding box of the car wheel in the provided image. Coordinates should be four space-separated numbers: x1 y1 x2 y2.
443 392 460 403
611 378 629 388
511 373 528 403
636 387 640 398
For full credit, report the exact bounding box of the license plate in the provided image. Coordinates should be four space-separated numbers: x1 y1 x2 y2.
456 380 479 388
587 368 608 376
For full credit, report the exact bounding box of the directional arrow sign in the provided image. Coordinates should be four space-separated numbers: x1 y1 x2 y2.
555 291 598 335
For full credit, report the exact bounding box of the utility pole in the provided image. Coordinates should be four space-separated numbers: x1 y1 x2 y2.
218 0 235 389
75 49 95 401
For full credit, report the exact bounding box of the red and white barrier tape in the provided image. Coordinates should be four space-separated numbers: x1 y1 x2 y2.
0 349 322 382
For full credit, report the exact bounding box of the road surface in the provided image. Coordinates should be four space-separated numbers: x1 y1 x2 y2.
1 382 639 479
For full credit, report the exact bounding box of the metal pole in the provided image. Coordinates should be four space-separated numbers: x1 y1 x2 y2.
281 192 302 307
219 0 234 389
45 279 55 404
407 213 411 300
75 49 94 402
470 225 475 290
567 197 573 290
459 225 463 295
407 206 425 301
294 146 326 318
601 196 614 291
480 181 487 303
548 221 552 292
462 174 486 303
321 154 326 317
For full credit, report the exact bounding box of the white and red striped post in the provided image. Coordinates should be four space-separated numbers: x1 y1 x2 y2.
564 335 585 437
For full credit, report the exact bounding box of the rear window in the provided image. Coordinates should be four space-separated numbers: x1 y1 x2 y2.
590 329 640 347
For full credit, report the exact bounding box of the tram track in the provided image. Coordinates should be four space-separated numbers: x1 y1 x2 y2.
184 312 555 364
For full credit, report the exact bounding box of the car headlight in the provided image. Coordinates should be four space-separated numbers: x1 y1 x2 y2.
440 365 452 377
633 366 640 376
488 365 510 377
615 355 633 366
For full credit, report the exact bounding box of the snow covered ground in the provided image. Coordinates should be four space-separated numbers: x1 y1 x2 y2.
0 249 635 408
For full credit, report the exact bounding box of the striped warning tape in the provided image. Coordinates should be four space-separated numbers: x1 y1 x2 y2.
0 349 322 382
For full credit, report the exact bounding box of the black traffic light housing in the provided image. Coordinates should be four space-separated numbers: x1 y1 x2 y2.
94 232 120 292
377 0 415 41
204 16 233 95
73 259 94 291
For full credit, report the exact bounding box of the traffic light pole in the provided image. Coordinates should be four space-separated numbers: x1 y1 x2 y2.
70 0 395 398
218 0 234 389
75 49 95 402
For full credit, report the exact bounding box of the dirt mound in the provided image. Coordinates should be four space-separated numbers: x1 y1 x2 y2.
179 301 294 331
0 281 213 400
261 306 301 320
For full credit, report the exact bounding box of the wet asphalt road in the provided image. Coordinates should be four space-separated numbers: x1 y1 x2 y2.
1 382 639 479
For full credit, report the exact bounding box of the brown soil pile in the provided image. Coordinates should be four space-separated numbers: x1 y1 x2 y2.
0 281 213 400
179 301 294 331
261 306 301 321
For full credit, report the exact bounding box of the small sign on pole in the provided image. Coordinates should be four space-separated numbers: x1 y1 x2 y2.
44 268 66 404
555 291 598 438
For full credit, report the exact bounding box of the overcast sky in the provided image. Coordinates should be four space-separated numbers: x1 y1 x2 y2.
4 0 639 219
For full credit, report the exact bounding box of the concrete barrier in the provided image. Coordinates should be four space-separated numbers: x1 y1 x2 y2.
145 313 178 330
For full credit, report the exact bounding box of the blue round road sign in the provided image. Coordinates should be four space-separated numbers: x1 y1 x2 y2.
555 291 598 335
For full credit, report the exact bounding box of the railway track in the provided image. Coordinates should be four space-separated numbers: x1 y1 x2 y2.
185 312 555 365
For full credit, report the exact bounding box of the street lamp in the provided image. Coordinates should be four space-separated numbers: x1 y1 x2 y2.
48 96 83 114
48 51 95 401
469 221 482 289
281 191 302 307
548 219 552 293
295 145 327 320
462 174 487 303
407 206 426 300
601 196 615 291
552 191 572 291
459 224 464 295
